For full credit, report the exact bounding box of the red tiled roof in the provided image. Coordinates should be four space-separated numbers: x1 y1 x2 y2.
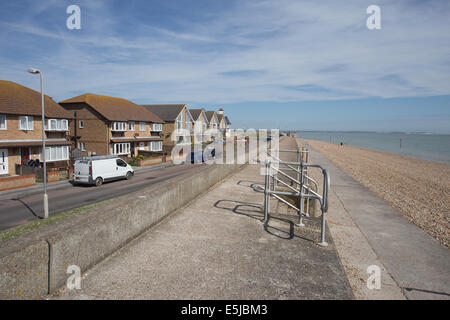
0 80 72 118
60 93 164 123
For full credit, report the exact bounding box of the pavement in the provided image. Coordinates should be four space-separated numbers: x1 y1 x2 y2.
49 137 354 300
0 161 210 231
299 140 450 300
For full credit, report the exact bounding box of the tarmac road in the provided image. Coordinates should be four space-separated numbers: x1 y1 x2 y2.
0 162 206 231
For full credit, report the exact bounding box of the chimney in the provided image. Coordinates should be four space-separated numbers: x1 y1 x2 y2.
218 108 224 115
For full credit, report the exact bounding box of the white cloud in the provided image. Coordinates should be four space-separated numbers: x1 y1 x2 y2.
1 0 449 103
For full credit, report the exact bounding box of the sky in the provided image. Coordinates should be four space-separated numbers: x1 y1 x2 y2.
0 0 449 133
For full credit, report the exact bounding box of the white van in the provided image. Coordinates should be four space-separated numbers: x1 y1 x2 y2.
73 155 134 186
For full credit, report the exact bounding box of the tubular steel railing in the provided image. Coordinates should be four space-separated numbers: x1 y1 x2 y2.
253 148 330 247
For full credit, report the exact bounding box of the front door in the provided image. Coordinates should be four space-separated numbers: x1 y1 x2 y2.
0 149 8 175
130 143 135 157
21 147 30 165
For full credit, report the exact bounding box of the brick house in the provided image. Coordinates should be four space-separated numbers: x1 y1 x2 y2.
0 80 72 176
141 104 194 153
59 94 164 158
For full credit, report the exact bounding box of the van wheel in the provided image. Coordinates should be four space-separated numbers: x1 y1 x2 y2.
125 171 133 180
95 177 103 186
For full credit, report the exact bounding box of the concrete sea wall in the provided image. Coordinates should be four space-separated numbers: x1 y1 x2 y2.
0 163 244 299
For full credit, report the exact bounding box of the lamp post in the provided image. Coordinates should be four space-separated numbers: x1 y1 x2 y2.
28 68 48 219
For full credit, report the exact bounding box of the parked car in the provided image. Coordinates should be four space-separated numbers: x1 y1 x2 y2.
73 155 134 186
186 146 216 163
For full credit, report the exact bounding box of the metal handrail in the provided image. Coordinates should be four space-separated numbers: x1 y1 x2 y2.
252 149 330 247
276 167 318 192
264 158 330 212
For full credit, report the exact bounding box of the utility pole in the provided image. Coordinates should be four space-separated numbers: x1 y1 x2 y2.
28 68 48 219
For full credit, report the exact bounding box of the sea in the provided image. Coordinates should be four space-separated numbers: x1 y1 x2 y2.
296 131 450 165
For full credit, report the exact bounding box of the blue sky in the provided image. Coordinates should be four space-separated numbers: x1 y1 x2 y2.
0 0 449 133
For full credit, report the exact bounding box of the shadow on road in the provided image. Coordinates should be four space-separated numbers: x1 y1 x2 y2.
12 198 43 220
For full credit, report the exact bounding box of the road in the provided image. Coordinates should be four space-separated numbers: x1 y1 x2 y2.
0 163 206 231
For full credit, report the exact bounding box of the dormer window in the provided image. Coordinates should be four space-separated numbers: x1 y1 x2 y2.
112 122 127 131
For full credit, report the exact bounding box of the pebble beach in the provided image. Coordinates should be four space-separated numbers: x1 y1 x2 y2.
298 138 450 248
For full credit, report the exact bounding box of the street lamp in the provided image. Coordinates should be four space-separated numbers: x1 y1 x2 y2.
28 68 48 219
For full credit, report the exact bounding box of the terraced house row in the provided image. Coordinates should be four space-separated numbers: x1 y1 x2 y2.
0 80 231 178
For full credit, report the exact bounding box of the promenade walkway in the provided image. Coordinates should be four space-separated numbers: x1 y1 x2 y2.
299 140 450 300
50 137 353 299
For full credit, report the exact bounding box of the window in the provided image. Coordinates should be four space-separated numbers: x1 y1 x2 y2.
116 159 127 167
19 116 33 130
113 143 130 155
128 121 135 131
112 122 127 131
150 141 162 151
46 119 68 131
62 146 68 159
79 120 84 128
151 123 162 131
139 142 146 150
139 122 146 131
185 112 192 130
176 113 182 132
0 115 6 130
77 142 86 151
42 146 69 162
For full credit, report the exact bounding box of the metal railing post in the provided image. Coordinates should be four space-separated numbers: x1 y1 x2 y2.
296 160 305 227
263 160 270 224
317 167 329 247
305 148 310 217
317 206 328 247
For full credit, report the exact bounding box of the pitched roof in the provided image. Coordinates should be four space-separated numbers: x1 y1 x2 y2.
205 111 217 122
60 93 163 123
189 108 204 121
0 80 72 118
141 104 185 122
224 116 231 125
